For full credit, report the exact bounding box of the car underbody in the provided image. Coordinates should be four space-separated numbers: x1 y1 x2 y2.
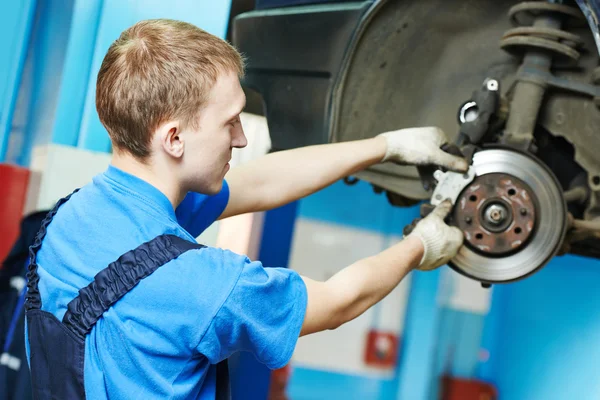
232 0 600 284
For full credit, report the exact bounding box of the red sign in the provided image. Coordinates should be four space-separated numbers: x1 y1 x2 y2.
0 164 30 264
363 330 400 368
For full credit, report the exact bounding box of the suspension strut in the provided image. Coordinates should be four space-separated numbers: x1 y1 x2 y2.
499 1 586 151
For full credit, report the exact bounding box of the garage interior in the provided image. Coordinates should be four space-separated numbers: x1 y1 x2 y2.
1 1 600 399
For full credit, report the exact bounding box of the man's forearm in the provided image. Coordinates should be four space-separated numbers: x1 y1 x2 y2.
225 137 387 214
300 235 424 336
328 235 424 326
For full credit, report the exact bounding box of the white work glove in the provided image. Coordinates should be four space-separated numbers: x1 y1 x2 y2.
378 127 468 172
407 200 464 271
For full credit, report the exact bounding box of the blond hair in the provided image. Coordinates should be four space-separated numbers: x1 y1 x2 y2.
96 19 245 159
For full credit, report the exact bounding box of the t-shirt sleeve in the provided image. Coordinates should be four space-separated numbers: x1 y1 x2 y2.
175 180 230 237
197 259 308 370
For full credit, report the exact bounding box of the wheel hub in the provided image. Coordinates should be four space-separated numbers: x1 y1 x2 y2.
454 173 537 256
445 148 567 283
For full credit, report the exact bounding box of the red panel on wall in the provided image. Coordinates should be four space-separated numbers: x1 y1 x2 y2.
363 330 400 368
0 163 30 264
440 375 498 400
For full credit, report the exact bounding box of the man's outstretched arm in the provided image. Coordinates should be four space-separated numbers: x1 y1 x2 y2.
299 201 463 336
300 234 423 335
219 127 467 220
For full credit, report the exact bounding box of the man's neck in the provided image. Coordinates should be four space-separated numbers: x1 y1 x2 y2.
111 152 185 209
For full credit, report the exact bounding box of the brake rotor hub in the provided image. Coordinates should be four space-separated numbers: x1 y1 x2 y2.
455 173 536 256
445 148 567 283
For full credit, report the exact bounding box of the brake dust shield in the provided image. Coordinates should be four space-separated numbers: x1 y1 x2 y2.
442 149 567 283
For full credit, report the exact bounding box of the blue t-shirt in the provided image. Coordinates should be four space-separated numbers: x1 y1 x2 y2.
25 165 307 399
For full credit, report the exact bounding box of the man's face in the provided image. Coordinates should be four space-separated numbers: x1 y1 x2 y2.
181 70 247 194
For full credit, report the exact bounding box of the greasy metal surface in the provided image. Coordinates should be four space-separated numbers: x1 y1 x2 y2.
517 68 600 97
233 3 371 72
328 0 598 201
501 3 585 64
453 173 536 256
500 35 581 61
575 0 600 54
331 0 521 199
538 39 600 222
508 1 587 27
501 26 584 44
449 149 566 283
431 167 476 206
236 0 599 205
232 2 373 150
235 0 600 247
563 185 588 204
502 11 563 149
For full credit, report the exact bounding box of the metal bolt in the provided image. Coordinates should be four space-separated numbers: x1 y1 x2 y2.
484 204 508 225
465 216 473 224
491 210 502 221
486 79 499 91
520 208 528 216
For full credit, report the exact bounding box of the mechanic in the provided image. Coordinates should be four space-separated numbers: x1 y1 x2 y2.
24 19 467 399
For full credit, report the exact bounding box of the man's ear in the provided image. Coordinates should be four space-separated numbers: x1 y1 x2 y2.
158 121 184 158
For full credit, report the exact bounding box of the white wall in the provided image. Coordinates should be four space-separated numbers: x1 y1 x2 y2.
289 218 412 378
25 143 111 213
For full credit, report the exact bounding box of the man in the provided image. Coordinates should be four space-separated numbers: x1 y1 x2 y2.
24 19 466 399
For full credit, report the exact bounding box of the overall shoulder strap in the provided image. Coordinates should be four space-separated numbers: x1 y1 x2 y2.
62 233 230 399
25 189 80 311
216 360 231 400
62 234 203 339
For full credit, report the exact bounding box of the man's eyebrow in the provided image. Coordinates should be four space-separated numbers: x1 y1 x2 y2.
225 99 246 122
225 111 241 124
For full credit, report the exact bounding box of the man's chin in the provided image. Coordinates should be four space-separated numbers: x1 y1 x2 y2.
206 180 223 195
188 179 223 195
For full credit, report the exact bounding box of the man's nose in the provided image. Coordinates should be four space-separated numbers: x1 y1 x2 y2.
232 126 248 149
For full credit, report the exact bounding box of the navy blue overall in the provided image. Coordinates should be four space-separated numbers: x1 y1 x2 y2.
24 192 230 399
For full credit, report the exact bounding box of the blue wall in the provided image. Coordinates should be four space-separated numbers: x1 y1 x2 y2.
0 1 38 161
289 367 386 400
479 254 600 400
395 268 443 400
6 0 76 166
3 0 234 164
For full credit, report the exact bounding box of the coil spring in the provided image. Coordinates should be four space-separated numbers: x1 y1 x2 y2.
499 1 587 65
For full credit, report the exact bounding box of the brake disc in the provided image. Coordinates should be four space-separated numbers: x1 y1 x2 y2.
442 148 567 283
